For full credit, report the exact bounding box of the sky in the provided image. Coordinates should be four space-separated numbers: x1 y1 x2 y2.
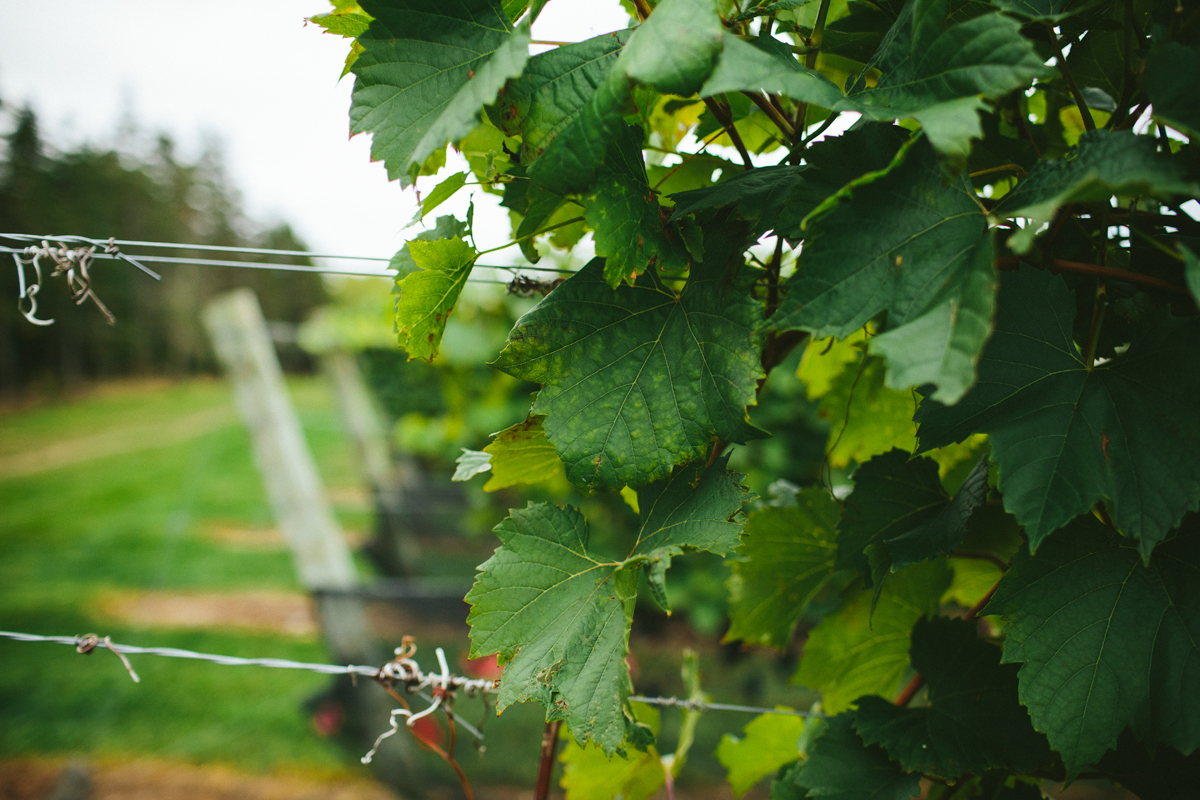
0 0 630 265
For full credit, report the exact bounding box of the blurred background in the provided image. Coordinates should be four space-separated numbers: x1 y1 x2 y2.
0 2 834 800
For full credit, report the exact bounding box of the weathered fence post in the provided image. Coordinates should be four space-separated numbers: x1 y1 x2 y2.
203 289 421 790
322 349 421 574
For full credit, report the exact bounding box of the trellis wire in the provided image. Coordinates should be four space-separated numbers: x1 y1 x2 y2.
0 630 825 724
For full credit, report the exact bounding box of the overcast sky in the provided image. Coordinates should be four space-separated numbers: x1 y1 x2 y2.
0 0 630 264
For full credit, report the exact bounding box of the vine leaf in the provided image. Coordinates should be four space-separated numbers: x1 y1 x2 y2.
820 355 919 470
482 416 566 491
852 617 1052 777
394 236 477 361
490 30 631 166
717 712 806 797
465 461 748 752
724 488 840 649
493 229 765 492
350 0 530 184
915 266 1200 560
990 0 1104 20
559 702 666 800
793 559 951 714
527 0 724 195
993 130 1200 252
986 517 1200 779
779 713 921 800
1145 42 1200 139
414 171 467 223
389 215 468 279
1185 245 1200 306
843 0 1050 162
453 448 493 481
773 136 995 404
587 125 691 287
838 450 989 602
701 34 844 108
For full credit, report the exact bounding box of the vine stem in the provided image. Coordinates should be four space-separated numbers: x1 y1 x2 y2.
1048 24 1096 132
535 720 563 800
790 0 833 160
994 256 1191 296
703 98 755 170
476 217 585 256
743 91 796 139
894 581 1001 707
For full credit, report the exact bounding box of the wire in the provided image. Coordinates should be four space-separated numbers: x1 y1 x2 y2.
0 630 827 722
0 233 578 276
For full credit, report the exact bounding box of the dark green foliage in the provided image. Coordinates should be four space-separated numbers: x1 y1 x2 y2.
330 0 1200 795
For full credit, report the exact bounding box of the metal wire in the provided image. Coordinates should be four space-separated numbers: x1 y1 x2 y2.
0 630 827 722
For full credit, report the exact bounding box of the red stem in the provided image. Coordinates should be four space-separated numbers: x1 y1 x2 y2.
535 720 563 800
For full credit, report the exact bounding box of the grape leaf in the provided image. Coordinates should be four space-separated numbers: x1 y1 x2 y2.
772 136 996 404
454 448 493 481
586 125 691 287
783 713 921 800
620 0 724 98
350 0 531 184
389 215 469 279
1146 42 1200 139
717 712 806 797
793 559 951 713
852 617 1052 776
843 0 1050 160
915 266 1200 559
820 354 918 470
415 171 467 223
493 228 765 492
838 450 989 600
1185 245 1200 306
990 0 1104 20
482 416 566 491
986 517 1200 778
465 460 748 751
395 236 477 361
724 488 840 648
993 130 1200 252
701 34 844 109
1099 729 1200 800
560 702 665 800
491 30 631 165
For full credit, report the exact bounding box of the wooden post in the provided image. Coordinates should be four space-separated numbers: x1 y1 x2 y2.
322 349 421 573
203 289 421 790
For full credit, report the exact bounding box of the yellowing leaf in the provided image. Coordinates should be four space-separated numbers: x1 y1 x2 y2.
717 711 805 797
394 236 477 362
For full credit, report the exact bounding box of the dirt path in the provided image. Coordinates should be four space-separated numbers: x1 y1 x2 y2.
0 404 236 481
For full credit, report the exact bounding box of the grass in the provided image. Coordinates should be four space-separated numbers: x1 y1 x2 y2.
0 375 813 795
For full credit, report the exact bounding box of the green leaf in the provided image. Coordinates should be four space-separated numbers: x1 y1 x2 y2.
793 559 951 713
724 488 840 648
990 0 1104 20
986 517 1200 778
1099 730 1200 800
415 171 467 223
1185 245 1200 306
915 266 1200 559
491 30 631 165
1146 42 1200 139
394 236 478 361
454 448 493 481
629 456 751 612
560 702 666 800
481 416 567 492
993 130 1200 252
772 136 996 404
309 7 374 37
838 450 988 597
844 0 1050 158
701 34 844 109
717 712 806 797
820 356 919 470
786 713 921 800
389 215 469 279
493 229 765 492
350 0 531 184
619 0 724 98
852 617 1052 776
586 125 691 287
465 461 748 751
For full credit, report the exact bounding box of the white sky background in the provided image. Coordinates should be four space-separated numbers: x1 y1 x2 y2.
0 0 632 265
